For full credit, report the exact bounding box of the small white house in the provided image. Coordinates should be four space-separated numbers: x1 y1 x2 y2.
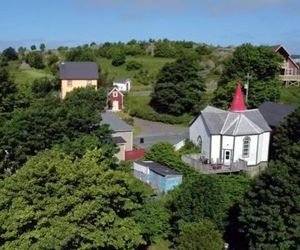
113 77 131 92
189 82 271 167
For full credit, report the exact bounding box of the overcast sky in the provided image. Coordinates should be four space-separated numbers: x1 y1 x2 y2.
1 0 300 53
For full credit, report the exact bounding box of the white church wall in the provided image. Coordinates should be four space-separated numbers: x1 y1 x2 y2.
222 136 234 149
234 135 258 166
260 132 270 162
257 133 263 163
211 135 221 163
189 115 210 158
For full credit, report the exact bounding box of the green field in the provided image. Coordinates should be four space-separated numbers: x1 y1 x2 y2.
7 62 52 96
279 86 300 106
124 94 193 126
97 56 174 91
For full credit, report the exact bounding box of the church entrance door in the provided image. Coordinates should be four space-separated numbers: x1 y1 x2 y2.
223 150 232 165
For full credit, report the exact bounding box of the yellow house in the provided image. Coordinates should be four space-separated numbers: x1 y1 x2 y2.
59 61 99 99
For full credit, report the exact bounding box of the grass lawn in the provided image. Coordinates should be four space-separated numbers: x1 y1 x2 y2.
124 95 193 126
7 62 52 96
148 240 171 250
279 86 300 106
97 56 174 91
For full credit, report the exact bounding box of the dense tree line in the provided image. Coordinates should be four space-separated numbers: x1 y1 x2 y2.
213 44 282 108
0 87 108 175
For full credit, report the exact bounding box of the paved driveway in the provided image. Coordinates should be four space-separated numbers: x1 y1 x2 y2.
133 117 188 149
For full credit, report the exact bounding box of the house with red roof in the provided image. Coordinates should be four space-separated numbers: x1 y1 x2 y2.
271 45 300 87
188 82 271 173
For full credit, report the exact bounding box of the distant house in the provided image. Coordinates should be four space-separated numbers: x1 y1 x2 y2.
59 62 99 99
113 77 131 92
133 161 182 193
259 101 295 130
101 112 133 161
189 82 271 171
271 45 300 87
107 87 124 112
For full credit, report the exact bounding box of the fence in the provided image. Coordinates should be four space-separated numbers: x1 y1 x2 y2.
181 154 247 174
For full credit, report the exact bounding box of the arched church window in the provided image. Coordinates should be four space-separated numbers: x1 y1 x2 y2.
197 136 202 147
243 137 251 158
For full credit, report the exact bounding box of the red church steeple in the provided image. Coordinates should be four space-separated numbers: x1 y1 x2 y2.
230 81 246 112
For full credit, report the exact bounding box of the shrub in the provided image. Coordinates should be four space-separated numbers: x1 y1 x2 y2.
31 77 60 97
25 52 44 69
126 60 143 71
111 51 126 66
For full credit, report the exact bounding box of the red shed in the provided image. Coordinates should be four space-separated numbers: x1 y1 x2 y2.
107 87 124 111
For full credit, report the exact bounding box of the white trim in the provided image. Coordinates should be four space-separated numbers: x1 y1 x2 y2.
274 45 299 69
108 87 124 96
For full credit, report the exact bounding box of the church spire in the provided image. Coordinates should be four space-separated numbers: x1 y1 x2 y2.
230 81 246 112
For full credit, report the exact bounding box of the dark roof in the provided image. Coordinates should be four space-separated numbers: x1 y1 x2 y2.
100 112 132 132
113 77 130 83
136 161 181 176
59 62 99 80
259 101 296 128
112 136 126 144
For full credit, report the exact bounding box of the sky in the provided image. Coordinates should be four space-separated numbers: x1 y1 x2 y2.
1 0 300 53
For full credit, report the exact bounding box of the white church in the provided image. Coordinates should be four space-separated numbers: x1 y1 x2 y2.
189 82 271 167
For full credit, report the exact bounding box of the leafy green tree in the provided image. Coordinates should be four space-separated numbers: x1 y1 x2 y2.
111 49 126 66
195 44 213 56
167 174 228 228
213 43 282 109
134 201 171 245
151 55 205 115
47 53 59 66
177 220 224 250
237 160 300 250
154 41 177 58
0 88 108 174
31 77 60 98
39 43 46 52
0 68 17 116
30 44 36 51
17 46 26 56
0 149 152 249
25 51 44 69
2 47 18 61
271 106 300 161
65 47 95 61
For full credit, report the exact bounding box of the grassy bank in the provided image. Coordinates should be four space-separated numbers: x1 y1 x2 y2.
124 95 193 126
97 56 174 91
280 86 300 106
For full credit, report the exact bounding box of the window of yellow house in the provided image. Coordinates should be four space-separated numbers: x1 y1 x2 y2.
87 80 92 86
67 80 72 87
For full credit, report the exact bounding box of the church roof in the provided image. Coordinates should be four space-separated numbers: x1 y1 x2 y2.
229 81 246 112
200 107 271 135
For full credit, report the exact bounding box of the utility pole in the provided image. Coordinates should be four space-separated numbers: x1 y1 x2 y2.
245 73 251 104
